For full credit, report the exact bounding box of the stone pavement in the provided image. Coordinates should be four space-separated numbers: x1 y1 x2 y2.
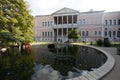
99 47 120 80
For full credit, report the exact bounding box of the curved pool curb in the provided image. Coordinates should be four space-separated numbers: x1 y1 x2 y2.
66 44 115 80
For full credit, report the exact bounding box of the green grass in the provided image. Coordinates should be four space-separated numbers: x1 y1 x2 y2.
30 41 54 45
31 41 120 48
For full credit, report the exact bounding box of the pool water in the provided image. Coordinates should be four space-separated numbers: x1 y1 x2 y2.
32 44 107 80
0 44 107 80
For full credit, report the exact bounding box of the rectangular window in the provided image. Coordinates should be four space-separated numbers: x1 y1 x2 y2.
114 20 116 25
42 32 44 36
83 19 85 25
82 31 85 36
42 22 44 27
104 31 107 36
113 31 116 36
45 32 47 36
63 16 67 24
117 31 120 37
95 31 97 35
109 20 112 25
58 16 62 24
105 20 107 26
86 31 89 36
51 32 52 36
118 19 120 25
109 31 111 37
68 15 72 24
45 22 47 27
48 32 49 36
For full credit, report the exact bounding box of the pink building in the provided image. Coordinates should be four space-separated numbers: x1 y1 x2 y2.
34 7 120 42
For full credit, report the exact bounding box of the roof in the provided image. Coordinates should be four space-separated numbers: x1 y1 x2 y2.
52 7 80 15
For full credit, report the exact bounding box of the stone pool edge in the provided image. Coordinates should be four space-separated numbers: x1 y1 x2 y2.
66 44 115 80
30 42 115 80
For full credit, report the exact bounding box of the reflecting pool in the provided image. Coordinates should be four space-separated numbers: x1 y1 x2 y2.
0 44 107 80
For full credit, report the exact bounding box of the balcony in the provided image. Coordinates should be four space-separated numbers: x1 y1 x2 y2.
53 24 78 28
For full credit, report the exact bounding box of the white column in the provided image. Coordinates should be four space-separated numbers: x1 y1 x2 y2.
57 28 58 41
47 32 48 37
67 16 68 24
111 30 113 42
72 15 73 24
66 28 68 36
53 30 54 41
62 16 63 24
62 28 63 42
66 28 68 41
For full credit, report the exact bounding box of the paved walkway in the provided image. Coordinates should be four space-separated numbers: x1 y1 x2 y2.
98 47 120 80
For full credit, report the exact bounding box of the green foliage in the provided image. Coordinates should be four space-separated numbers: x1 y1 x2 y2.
0 47 34 80
96 39 111 47
0 30 19 45
96 39 103 46
104 39 111 47
68 29 80 41
0 0 34 45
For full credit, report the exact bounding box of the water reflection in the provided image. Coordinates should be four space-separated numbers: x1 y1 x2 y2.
0 44 107 80
32 44 107 79
0 46 34 80
32 64 62 80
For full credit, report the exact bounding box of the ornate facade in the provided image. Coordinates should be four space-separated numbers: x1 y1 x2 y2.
34 7 120 42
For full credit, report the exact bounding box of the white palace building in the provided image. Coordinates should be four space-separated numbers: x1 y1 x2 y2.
34 7 120 42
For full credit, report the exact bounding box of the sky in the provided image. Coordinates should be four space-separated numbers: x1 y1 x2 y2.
27 0 120 16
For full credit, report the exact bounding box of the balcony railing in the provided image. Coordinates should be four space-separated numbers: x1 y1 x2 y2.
53 24 78 28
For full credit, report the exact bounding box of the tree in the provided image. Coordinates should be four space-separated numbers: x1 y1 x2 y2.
0 0 34 44
68 29 80 41
0 30 17 44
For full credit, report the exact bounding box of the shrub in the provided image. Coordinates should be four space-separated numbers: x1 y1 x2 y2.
103 39 111 47
96 39 103 46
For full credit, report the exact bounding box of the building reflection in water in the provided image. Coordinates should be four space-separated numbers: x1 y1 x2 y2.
0 45 34 80
0 44 107 80
32 44 107 77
